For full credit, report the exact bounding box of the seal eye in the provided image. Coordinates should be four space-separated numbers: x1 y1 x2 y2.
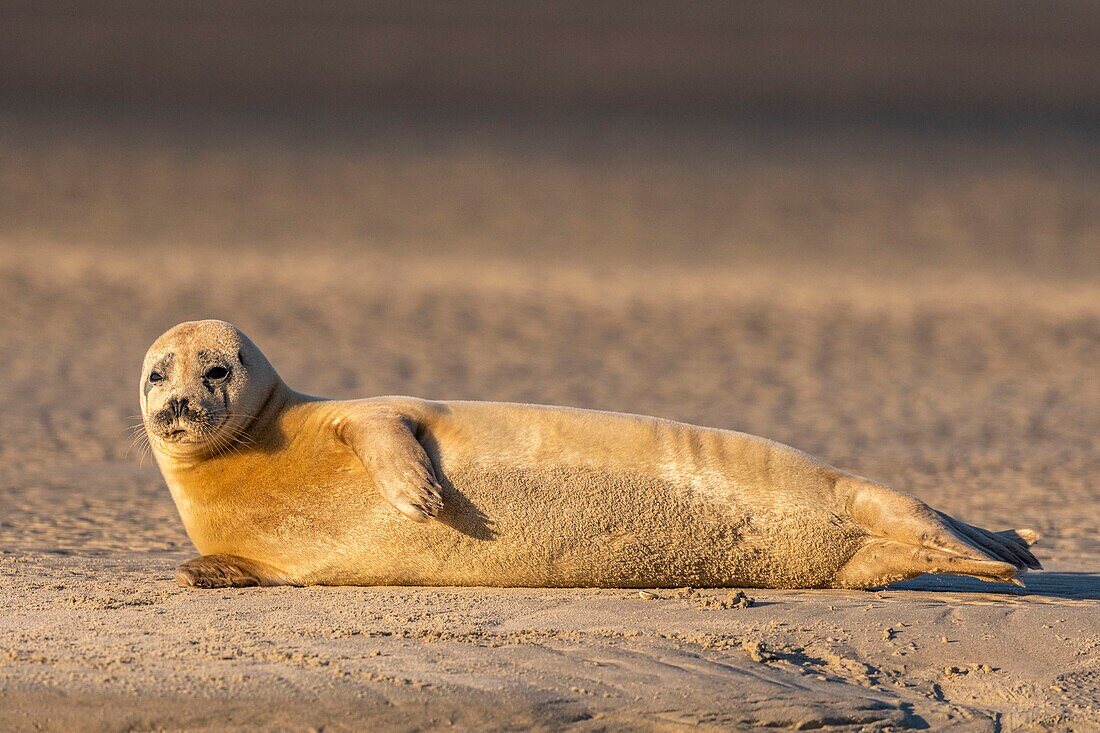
205 366 229 381
148 372 164 383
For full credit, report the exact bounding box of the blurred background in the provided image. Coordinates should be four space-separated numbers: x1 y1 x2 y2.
1 2 1098 565
2 1 1099 272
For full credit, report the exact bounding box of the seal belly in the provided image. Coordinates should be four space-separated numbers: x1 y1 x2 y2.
418 464 865 588
345 400 868 588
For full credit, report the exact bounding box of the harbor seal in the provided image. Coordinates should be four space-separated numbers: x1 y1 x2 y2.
140 320 1040 590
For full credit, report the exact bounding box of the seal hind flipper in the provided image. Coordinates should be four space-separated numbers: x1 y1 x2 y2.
834 539 1022 589
937 512 1041 570
998 528 1040 547
834 475 1040 588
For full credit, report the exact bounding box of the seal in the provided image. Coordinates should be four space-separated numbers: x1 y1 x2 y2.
141 320 1040 590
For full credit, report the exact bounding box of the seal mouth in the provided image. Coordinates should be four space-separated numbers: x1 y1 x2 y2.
148 411 230 446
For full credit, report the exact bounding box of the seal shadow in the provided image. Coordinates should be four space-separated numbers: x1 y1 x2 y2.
416 428 496 542
891 571 1100 601
435 471 497 542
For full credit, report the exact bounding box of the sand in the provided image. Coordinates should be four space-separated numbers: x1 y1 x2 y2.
1 114 1098 731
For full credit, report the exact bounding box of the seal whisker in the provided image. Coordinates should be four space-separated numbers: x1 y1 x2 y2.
125 430 150 457
126 430 153 467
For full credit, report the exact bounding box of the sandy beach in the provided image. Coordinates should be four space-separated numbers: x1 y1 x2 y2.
1 113 1098 730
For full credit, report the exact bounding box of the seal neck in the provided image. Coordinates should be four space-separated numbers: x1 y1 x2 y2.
245 378 290 438
233 382 327 451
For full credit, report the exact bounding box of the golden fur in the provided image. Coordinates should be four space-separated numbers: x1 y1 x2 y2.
142 320 1040 590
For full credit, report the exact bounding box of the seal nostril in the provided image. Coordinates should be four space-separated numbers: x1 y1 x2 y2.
169 397 190 418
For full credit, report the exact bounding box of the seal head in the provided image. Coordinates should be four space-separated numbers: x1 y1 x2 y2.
140 320 281 460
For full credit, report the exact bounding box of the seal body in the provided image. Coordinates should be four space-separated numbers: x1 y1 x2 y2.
142 320 1040 590
163 397 867 588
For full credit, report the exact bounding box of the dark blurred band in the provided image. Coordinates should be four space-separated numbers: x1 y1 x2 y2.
1 0 1098 119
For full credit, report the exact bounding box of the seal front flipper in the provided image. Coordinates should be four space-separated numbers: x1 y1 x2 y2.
336 408 444 523
176 554 292 588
